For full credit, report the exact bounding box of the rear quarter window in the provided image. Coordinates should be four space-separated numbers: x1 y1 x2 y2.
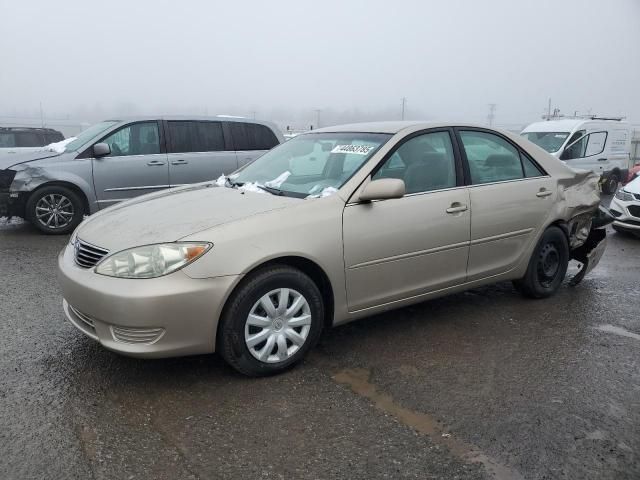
230 122 279 151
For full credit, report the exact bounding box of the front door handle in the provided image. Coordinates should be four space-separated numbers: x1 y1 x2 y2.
597 158 607 162
536 189 553 198
446 203 468 214
171 159 189 165
146 160 166 166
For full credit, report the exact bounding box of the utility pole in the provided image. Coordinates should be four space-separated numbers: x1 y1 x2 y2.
39 101 44 127
314 109 321 128
401 97 407 120
547 98 551 120
251 111 257 119
487 103 496 127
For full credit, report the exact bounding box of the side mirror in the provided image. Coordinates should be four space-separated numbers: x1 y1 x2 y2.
93 143 111 157
359 178 405 202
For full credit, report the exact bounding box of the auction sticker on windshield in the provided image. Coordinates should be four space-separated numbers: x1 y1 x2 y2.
331 145 375 155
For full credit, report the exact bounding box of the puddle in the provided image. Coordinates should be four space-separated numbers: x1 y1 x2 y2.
333 368 524 480
594 324 640 341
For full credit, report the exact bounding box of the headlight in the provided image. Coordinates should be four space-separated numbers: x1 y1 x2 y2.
614 189 634 201
95 242 212 279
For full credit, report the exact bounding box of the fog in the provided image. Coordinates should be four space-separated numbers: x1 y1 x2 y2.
1 0 639 130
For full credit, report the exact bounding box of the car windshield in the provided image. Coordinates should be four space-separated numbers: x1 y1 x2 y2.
232 132 392 198
62 121 119 152
521 131 569 153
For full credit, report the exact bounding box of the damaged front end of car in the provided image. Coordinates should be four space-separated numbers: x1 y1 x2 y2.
556 171 614 286
0 168 19 219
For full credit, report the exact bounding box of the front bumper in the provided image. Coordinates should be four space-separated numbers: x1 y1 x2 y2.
0 190 26 218
57 242 240 358
609 197 640 231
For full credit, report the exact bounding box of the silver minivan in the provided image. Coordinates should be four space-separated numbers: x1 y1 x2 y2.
0 116 283 234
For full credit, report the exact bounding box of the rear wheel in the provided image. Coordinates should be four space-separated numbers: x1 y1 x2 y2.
26 186 84 235
218 266 324 376
602 173 619 195
513 226 569 298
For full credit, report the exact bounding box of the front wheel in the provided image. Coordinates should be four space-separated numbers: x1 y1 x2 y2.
26 186 84 235
513 226 569 299
218 266 324 376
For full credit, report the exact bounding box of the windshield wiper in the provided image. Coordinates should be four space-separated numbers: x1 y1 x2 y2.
226 177 240 188
255 184 284 196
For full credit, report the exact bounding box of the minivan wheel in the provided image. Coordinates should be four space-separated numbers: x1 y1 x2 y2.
602 173 619 195
513 226 569 299
218 266 324 377
26 186 84 235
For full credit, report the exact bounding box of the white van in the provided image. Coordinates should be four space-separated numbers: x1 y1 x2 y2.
521 118 631 193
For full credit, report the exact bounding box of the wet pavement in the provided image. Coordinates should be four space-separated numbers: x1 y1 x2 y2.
1 217 638 480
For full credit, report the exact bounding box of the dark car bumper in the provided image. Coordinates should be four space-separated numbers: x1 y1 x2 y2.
0 191 24 218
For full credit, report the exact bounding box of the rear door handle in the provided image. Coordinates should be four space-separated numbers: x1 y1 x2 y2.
536 189 553 198
171 159 189 165
146 160 166 166
446 203 468 214
597 158 607 162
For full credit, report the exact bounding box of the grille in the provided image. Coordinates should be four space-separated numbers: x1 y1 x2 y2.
628 205 640 219
68 304 97 336
74 238 109 268
635 193 640 201
111 326 165 345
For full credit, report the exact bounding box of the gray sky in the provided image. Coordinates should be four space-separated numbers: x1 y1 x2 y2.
1 0 639 129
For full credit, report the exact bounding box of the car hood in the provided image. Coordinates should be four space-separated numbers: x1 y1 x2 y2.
76 183 301 252
623 176 640 194
0 150 62 170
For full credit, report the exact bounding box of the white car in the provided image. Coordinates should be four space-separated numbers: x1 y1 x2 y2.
610 175 640 237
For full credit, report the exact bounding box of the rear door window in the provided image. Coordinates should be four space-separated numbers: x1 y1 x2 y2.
168 121 224 153
230 122 278 150
16 132 43 147
460 131 524 184
522 154 544 177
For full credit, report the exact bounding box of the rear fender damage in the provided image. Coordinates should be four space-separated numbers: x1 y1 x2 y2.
567 205 614 286
553 170 612 286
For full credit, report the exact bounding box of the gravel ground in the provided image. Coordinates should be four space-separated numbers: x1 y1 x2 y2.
1 216 638 480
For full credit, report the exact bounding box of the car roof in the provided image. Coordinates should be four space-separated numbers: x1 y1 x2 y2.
522 118 630 133
0 126 61 133
310 121 499 135
104 115 274 125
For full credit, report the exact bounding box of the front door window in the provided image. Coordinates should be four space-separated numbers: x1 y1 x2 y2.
101 122 160 157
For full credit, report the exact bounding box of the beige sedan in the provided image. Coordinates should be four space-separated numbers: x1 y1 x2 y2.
58 122 608 376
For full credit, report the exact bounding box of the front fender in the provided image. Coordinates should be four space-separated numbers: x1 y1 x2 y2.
11 162 97 213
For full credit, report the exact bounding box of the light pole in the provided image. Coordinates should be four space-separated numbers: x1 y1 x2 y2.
401 97 407 120
487 103 496 127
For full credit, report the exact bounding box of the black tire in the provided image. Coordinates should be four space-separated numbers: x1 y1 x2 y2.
513 226 569 299
602 173 619 195
26 185 84 235
218 265 324 377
